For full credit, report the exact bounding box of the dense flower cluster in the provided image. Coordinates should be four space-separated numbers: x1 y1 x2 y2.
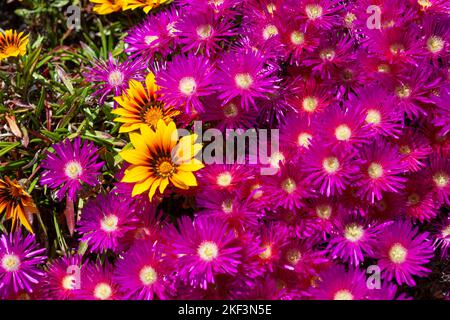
1 0 449 300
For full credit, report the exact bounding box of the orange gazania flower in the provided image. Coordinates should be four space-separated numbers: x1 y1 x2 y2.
0 177 38 233
113 72 180 133
122 0 171 14
0 29 29 60
120 120 204 200
90 0 123 14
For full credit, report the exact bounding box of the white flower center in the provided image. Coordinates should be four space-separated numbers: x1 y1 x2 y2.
433 172 449 188
322 156 340 174
145 35 159 46
259 245 272 259
442 225 450 238
335 124 352 141
427 36 444 53
100 215 119 232
94 282 113 300
64 161 83 180
368 162 383 179
320 48 335 61
221 199 234 214
365 109 381 125
389 243 407 264
334 289 354 300
302 96 318 112
344 223 364 242
305 4 323 20
217 172 232 187
1 254 20 272
298 132 312 148
108 70 124 87
62 275 76 290
290 31 305 45
316 205 332 219
282 178 296 194
235 73 253 90
395 85 411 98
197 241 219 262
179 77 197 96
286 249 302 266
139 266 157 285
262 24 279 40
196 24 213 39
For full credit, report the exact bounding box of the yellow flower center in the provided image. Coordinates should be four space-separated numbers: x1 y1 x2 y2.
377 64 390 73
302 96 318 112
344 223 364 242
442 225 450 238
197 241 219 261
1 254 20 272
433 172 449 188
223 103 239 118
221 199 233 214
262 24 279 40
179 77 197 96
335 124 352 141
389 43 405 55
286 249 302 266
267 3 276 14
4 45 20 56
399 145 411 155
290 31 305 45
144 35 158 46
389 243 407 264
282 178 296 194
407 193 420 205
365 109 381 125
62 275 76 290
196 24 213 39
143 106 164 128
64 161 83 180
322 157 340 174
139 266 157 285
427 36 444 53
418 0 432 8
16 293 31 300
298 132 313 148
100 215 119 232
344 13 356 27
320 48 335 61
250 183 263 199
235 73 253 90
217 172 232 187
305 4 323 20
395 85 411 98
316 204 332 219
94 283 113 300
158 160 174 177
166 22 177 35
259 245 272 259
108 70 124 87
269 151 285 168
368 162 383 179
334 289 354 300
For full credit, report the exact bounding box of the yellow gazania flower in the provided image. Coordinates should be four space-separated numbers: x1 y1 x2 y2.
0 29 29 60
0 177 38 233
90 0 123 15
113 72 180 133
120 119 204 200
122 0 171 14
